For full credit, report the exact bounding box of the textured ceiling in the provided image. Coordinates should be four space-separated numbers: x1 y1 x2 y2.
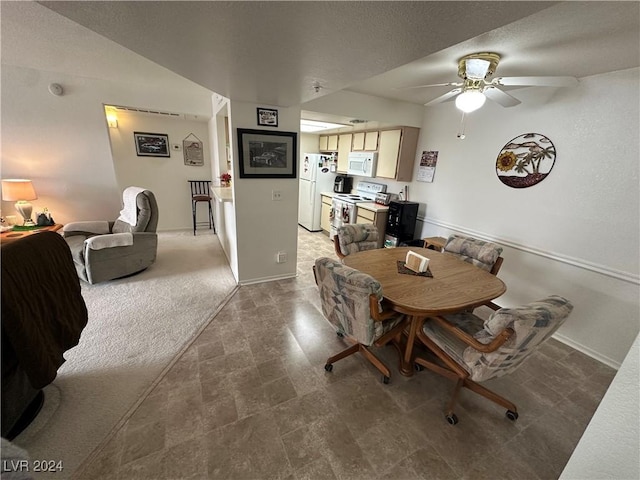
37 1 557 106
3 2 638 116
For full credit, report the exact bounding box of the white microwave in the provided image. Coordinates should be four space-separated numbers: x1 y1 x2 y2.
347 152 378 177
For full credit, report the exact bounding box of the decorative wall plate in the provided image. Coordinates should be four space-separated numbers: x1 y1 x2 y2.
496 133 556 188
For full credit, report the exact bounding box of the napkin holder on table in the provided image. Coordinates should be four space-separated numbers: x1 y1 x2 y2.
405 250 430 273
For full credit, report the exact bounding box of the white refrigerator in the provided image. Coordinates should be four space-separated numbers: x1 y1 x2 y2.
298 153 336 231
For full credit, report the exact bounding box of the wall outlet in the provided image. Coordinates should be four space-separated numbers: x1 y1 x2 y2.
272 190 282 201
276 251 287 263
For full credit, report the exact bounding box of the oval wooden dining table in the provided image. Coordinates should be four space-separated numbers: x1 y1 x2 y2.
342 247 506 376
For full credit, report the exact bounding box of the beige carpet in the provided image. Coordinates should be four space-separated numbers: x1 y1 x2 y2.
12 230 238 479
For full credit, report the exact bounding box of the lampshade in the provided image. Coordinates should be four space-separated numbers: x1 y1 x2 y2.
455 90 486 113
1 179 37 201
1 179 38 226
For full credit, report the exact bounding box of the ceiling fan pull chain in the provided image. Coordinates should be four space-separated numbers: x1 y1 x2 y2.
457 112 466 140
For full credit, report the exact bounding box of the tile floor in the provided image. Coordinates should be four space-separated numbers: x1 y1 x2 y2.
77 227 616 480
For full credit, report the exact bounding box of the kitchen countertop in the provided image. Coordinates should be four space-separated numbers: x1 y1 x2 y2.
211 186 233 203
357 202 389 212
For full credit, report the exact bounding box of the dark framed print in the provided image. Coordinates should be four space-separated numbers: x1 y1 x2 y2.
256 108 278 127
134 132 170 157
237 128 297 178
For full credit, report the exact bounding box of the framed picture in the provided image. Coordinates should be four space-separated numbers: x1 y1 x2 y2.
256 108 278 127
134 132 170 157
237 128 297 178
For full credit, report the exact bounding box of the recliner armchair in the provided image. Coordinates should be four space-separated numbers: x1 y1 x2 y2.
63 187 159 284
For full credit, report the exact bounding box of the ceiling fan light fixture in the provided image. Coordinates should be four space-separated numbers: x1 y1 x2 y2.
455 90 486 113
465 59 490 79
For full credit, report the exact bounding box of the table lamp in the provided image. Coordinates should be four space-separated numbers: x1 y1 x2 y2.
1 179 38 226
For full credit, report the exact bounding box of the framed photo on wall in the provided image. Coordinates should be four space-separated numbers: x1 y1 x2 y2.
134 132 170 157
256 108 278 127
237 128 297 178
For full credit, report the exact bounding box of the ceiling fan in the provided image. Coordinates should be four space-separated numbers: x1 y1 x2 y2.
405 52 578 112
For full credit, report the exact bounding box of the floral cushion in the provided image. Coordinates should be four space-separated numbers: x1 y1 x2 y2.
443 234 503 272
314 257 403 346
338 224 378 257
423 296 573 382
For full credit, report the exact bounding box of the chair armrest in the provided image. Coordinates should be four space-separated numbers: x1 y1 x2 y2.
63 221 110 236
431 315 514 353
369 295 398 321
85 233 133 250
333 235 346 260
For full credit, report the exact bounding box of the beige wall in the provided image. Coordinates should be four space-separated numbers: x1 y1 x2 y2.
413 68 639 367
107 109 212 231
228 100 301 284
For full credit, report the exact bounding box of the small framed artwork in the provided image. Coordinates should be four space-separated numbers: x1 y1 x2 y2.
237 128 297 178
134 132 170 157
256 108 278 127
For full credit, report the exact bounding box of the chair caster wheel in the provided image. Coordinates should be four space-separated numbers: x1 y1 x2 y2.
446 414 458 425
324 364 333 372
382 376 390 384
506 410 519 421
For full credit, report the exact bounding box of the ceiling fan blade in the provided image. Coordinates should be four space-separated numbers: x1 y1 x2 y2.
483 87 521 107
493 76 579 87
424 88 463 106
396 81 462 90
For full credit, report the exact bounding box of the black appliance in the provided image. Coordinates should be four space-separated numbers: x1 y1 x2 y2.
333 175 352 193
384 201 419 247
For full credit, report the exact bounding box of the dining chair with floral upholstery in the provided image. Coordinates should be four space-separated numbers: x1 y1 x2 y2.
414 295 573 425
333 223 379 260
313 257 407 384
443 234 504 276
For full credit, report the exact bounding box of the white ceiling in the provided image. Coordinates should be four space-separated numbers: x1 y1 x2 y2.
3 2 639 120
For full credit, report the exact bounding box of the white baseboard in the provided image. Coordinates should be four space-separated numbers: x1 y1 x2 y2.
239 272 297 286
552 333 621 370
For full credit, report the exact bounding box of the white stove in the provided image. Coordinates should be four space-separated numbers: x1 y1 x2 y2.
332 182 387 204
330 182 387 238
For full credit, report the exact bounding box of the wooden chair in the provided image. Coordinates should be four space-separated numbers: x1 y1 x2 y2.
443 234 504 309
313 257 407 383
443 234 504 274
188 180 215 236
414 295 573 424
333 224 379 260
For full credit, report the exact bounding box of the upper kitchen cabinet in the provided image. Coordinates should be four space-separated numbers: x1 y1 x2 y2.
319 135 328 151
352 131 379 151
319 134 338 152
337 133 353 173
376 127 420 182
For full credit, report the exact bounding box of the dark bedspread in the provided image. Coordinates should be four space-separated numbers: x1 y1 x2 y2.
2 231 88 389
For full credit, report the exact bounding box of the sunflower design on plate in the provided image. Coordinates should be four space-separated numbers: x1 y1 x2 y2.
496 133 556 188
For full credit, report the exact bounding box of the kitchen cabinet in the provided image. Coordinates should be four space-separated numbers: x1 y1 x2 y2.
376 127 420 182
352 131 379 151
352 132 365 151
320 195 332 233
319 135 328 152
337 133 352 173
319 134 338 152
355 204 388 248
364 131 379 151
